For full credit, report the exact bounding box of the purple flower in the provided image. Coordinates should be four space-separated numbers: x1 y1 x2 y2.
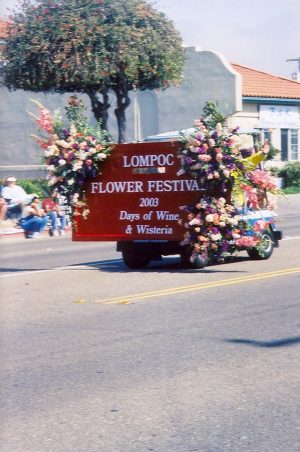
185 157 194 165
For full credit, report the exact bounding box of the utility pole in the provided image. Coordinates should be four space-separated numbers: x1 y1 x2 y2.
286 57 300 71
286 58 300 81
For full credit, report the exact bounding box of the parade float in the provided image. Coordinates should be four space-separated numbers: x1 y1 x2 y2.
32 97 283 269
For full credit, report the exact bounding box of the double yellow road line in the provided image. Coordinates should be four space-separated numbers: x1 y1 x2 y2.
95 267 300 305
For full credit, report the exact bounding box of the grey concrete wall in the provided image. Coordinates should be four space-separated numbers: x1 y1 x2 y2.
0 48 241 179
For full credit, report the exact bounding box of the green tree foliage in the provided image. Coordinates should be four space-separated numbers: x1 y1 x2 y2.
3 0 185 142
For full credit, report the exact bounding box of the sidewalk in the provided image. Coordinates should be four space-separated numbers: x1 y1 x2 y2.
0 220 24 239
0 219 71 240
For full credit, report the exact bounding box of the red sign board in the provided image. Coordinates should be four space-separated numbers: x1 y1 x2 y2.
73 141 204 242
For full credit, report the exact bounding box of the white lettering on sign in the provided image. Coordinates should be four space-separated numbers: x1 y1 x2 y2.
119 211 140 222
123 154 174 168
136 225 173 234
147 179 201 192
90 178 202 194
91 181 144 193
156 211 179 221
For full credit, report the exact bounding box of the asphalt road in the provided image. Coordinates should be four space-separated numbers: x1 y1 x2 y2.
1 193 299 273
1 195 300 452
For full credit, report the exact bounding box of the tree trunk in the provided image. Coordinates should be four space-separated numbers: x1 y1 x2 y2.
87 90 110 131
114 86 130 143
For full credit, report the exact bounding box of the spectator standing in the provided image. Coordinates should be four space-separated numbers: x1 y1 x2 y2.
42 190 67 236
2 176 31 220
20 195 48 238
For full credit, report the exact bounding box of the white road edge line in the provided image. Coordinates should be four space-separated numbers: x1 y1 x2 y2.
0 259 123 278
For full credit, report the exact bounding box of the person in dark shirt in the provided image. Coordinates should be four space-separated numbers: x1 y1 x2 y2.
42 190 67 236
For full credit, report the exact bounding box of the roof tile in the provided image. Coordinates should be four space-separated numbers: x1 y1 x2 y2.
231 63 300 100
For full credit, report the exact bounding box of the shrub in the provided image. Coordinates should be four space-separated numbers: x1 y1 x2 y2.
278 162 300 188
17 179 50 199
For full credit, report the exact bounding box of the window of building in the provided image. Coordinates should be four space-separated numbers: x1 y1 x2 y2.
280 129 299 161
290 129 299 160
253 128 273 151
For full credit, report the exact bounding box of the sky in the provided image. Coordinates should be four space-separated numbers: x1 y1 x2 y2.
1 0 299 79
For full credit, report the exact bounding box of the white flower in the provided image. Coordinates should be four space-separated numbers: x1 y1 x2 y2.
205 214 214 223
226 217 238 226
218 198 226 206
70 124 77 136
48 176 58 185
55 139 70 148
47 165 55 171
96 153 107 161
177 169 185 176
78 151 87 160
216 123 223 134
189 218 201 226
187 137 200 147
210 233 222 241
58 159 66 166
45 145 57 157
68 178 75 186
72 160 83 171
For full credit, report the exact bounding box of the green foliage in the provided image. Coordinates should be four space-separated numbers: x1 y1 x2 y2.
268 166 280 177
3 0 185 93
202 102 226 128
278 162 300 187
266 145 279 161
14 179 50 198
282 185 300 194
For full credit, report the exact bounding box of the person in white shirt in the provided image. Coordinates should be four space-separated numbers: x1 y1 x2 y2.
2 176 30 219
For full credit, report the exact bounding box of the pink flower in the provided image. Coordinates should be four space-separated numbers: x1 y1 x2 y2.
252 220 271 232
240 184 259 208
235 236 260 248
250 170 277 190
37 107 54 133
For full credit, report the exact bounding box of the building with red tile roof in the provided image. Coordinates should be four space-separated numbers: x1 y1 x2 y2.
228 62 300 163
231 63 300 101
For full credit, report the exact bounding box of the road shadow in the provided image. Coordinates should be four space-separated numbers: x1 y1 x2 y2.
224 336 300 348
84 255 250 274
0 255 250 275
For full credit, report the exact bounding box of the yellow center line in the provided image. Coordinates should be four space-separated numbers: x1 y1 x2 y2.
94 267 300 305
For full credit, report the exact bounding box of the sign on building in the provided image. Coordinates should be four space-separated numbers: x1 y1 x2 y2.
259 105 299 128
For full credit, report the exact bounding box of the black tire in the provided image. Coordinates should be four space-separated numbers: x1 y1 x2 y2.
122 250 150 269
192 254 210 269
247 230 274 260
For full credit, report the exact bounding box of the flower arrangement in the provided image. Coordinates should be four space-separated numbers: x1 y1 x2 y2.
178 110 282 263
31 96 113 219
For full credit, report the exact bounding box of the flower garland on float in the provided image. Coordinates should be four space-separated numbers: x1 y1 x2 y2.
177 111 282 264
31 97 282 263
30 96 113 220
